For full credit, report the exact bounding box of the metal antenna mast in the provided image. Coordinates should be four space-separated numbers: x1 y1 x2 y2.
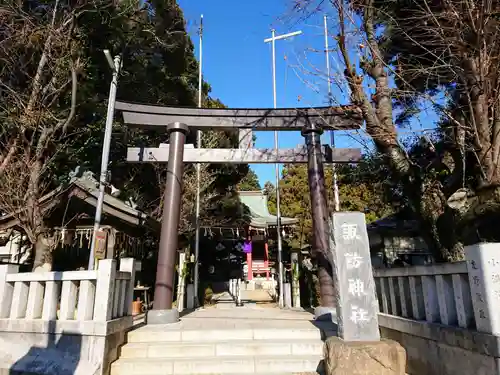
264 29 302 308
323 15 340 212
88 50 122 270
193 14 204 307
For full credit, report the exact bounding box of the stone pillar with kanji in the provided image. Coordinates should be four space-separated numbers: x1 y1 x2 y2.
323 212 406 375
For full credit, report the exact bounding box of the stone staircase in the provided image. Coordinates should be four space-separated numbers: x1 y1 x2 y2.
111 306 335 375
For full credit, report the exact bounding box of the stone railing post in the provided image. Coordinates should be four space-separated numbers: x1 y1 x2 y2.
59 279 78 320
409 276 425 320
465 243 500 334
452 273 474 328
236 278 242 307
230 279 235 297
186 284 194 309
291 249 301 308
176 252 186 312
26 279 45 320
76 270 97 321
284 283 292 308
119 258 136 316
94 259 116 321
42 280 60 321
0 264 19 318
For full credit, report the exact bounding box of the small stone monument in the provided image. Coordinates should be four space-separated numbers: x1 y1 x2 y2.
465 243 500 335
330 212 380 341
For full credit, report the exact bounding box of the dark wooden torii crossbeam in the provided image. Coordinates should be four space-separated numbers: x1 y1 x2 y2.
115 101 363 130
116 100 363 324
116 101 363 164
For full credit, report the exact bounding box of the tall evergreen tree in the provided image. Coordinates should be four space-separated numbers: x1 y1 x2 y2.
237 169 261 191
0 0 253 268
277 158 393 249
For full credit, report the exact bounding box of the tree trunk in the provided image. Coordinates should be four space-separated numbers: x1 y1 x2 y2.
336 1 466 262
25 159 49 271
33 233 54 272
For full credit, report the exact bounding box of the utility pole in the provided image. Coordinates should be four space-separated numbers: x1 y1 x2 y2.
88 50 121 270
193 14 204 307
323 15 340 212
264 29 302 308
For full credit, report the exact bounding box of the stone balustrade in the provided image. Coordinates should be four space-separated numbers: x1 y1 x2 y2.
0 258 135 322
373 261 474 329
373 243 500 375
0 258 136 375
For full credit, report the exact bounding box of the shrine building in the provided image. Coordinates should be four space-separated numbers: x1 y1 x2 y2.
238 190 297 290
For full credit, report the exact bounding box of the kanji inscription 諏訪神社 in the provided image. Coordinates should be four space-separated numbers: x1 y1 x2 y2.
330 212 380 341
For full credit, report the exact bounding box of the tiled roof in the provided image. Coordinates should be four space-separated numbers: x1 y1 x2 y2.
238 190 298 229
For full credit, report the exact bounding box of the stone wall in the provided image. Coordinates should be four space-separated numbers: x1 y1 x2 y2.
379 315 500 375
0 317 131 375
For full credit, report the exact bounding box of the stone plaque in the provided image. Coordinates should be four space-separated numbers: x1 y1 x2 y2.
465 243 500 335
330 212 380 341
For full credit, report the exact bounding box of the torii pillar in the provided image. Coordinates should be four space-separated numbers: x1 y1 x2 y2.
148 122 189 324
302 122 336 310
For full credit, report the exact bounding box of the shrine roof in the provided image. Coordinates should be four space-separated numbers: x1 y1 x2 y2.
0 172 159 233
366 211 418 235
238 191 298 229
71 176 159 230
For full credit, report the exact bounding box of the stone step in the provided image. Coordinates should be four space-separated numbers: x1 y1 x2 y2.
120 340 324 359
127 328 331 343
111 371 319 375
114 374 320 375
111 355 324 375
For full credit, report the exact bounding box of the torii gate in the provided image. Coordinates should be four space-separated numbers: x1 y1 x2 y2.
115 101 363 324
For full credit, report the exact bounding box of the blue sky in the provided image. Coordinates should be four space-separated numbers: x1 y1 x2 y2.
177 0 367 187
176 1 440 187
